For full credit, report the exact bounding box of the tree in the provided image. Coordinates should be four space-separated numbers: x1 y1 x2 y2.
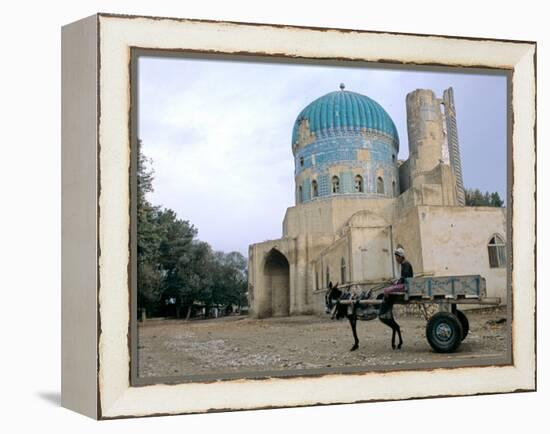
489 192 504 207
209 251 248 309
155 209 199 315
136 140 249 319
136 140 163 316
464 188 504 207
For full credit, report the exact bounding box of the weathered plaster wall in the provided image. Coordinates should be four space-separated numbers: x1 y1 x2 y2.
396 163 458 211
315 234 351 288
392 205 424 275
283 196 396 238
417 206 507 302
248 233 338 318
349 226 394 282
248 238 297 318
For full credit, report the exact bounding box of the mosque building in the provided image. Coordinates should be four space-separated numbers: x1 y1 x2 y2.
247 84 507 318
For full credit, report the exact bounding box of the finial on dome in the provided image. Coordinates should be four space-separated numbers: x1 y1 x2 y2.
339 83 345 91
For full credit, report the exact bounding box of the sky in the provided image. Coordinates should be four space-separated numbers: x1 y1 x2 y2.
138 55 508 256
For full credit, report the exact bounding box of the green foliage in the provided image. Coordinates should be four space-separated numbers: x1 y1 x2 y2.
464 188 504 207
136 141 248 318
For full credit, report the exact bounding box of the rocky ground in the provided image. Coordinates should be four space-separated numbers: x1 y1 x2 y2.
137 307 508 379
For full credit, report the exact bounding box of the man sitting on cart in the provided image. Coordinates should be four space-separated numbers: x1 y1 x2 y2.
384 247 413 296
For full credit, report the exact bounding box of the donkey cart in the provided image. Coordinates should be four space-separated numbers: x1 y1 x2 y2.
334 275 500 353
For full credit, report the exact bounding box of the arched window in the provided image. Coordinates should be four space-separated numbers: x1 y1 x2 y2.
312 180 318 198
298 186 303 203
340 257 347 284
377 176 384 194
354 175 364 193
392 180 397 196
332 176 340 194
326 266 330 287
488 234 506 268
299 156 304 167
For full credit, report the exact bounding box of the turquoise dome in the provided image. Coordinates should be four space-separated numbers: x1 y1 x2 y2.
292 89 399 149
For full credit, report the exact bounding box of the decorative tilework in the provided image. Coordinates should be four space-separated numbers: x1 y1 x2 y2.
291 90 402 204
318 174 330 197
341 171 353 194
291 90 399 146
294 136 399 202
302 178 311 202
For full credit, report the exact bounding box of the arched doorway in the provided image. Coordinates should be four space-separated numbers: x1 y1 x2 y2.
264 249 290 317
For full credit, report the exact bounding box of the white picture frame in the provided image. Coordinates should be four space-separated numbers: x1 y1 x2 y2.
61 13 536 419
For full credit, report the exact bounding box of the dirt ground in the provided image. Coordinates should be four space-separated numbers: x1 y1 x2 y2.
137 307 508 379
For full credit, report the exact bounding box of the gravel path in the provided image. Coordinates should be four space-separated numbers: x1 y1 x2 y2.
137 307 508 379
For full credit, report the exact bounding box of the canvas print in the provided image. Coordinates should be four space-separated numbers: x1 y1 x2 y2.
133 54 509 382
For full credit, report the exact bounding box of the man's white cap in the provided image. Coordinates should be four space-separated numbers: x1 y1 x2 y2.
394 247 405 258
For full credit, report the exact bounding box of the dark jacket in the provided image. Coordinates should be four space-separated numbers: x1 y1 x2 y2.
398 260 413 284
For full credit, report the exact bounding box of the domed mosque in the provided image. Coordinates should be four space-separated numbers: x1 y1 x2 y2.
292 83 400 204
247 84 507 318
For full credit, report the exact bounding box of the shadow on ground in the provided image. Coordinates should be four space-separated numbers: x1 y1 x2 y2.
37 391 61 407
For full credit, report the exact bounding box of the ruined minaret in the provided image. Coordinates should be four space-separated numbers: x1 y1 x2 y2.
442 87 466 206
404 88 461 207
404 87 465 207
406 89 444 177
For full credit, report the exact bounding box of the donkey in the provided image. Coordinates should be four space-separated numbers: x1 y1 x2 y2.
325 281 403 351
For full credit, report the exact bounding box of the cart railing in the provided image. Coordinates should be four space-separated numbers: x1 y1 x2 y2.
336 297 501 306
335 275 499 306
404 274 487 300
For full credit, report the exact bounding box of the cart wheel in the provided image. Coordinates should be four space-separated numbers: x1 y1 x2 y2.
455 309 469 341
426 312 464 353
